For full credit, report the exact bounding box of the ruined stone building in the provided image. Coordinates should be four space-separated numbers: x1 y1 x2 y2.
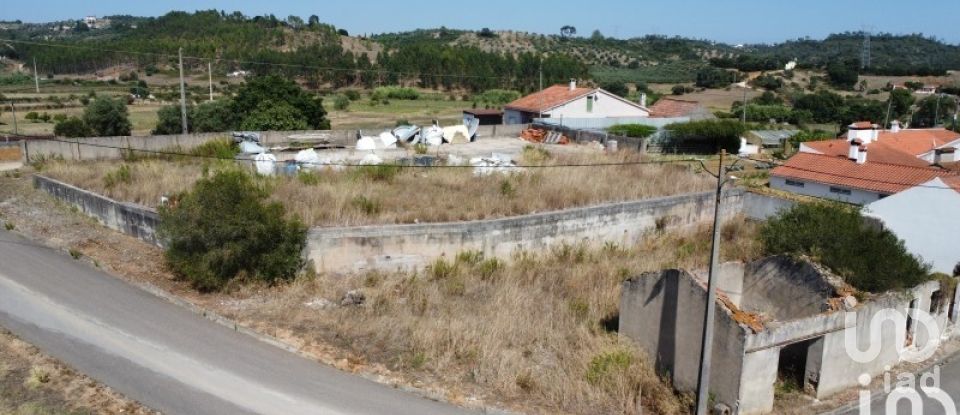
620 256 952 414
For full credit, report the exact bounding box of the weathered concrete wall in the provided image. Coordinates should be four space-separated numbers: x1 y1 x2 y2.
741 256 837 321
33 175 161 246
307 190 750 273
620 269 747 412
741 190 796 220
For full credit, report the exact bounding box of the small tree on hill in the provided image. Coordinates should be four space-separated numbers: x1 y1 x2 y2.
158 170 307 292
83 96 131 136
53 116 92 138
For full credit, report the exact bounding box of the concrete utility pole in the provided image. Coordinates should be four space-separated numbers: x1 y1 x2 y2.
741 86 748 125
694 150 740 415
934 93 943 127
33 58 39 93
208 61 214 102
9 102 18 135
538 58 543 120
178 47 189 134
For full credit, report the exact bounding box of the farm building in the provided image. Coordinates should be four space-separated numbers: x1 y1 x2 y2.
503 80 650 125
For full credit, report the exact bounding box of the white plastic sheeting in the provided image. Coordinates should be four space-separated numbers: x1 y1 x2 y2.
470 153 518 176
240 141 266 154
422 125 444 146
442 125 471 144
254 153 278 176
356 136 378 151
378 132 398 148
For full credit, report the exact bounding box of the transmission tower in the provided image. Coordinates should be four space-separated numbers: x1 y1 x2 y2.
860 29 871 69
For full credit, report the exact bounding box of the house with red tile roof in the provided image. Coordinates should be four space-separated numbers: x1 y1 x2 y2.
770 121 960 204
647 97 714 120
503 80 649 124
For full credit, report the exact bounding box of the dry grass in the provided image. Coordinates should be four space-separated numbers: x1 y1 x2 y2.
42 148 714 226
227 218 762 415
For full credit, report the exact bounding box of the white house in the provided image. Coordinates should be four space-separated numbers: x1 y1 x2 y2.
503 80 649 124
865 177 960 275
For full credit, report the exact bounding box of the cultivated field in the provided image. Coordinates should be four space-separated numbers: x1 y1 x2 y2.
41 147 714 226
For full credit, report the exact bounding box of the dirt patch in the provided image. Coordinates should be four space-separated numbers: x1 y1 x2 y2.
0 328 154 415
0 145 21 162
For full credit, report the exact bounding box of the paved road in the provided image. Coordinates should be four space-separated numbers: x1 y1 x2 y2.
0 230 472 415
837 358 960 415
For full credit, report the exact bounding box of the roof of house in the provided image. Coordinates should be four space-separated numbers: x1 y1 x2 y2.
747 130 801 146
771 152 956 194
942 176 960 192
463 109 503 116
647 97 704 118
504 85 594 113
847 128 960 155
801 139 930 167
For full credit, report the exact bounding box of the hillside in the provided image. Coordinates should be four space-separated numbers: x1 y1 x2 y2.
3 11 960 91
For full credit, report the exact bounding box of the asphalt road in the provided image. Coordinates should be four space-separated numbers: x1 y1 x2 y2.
837 359 960 415
0 229 473 415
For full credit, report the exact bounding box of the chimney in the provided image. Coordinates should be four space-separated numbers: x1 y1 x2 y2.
849 139 862 161
856 146 868 164
640 93 647 107
890 120 901 133
934 148 955 166
569 79 577 91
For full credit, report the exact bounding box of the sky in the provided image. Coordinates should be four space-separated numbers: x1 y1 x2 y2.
2 0 959 45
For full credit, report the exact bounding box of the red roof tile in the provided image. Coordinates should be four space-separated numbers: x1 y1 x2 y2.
504 85 594 113
648 97 704 118
942 176 960 192
771 153 956 194
801 139 931 167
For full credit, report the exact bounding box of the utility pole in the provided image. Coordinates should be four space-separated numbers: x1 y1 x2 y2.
9 102 18 135
178 47 189 134
208 61 214 102
538 58 543 120
694 150 739 415
33 58 40 93
741 86 748 124
934 93 943 127
883 93 894 129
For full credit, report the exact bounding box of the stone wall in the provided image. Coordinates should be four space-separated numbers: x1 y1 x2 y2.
33 175 162 246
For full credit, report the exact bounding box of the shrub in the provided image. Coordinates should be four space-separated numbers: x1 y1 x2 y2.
239 101 310 131
355 164 402 182
53 116 92 138
476 89 521 106
371 86 419 101
190 138 238 159
333 94 350 110
344 90 361 101
83 96 132 136
103 164 132 188
586 349 633 384
760 203 930 293
671 85 686 95
663 119 746 153
158 170 307 292
607 123 657 138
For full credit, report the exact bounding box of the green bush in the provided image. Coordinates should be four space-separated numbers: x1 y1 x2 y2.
663 119 746 153
607 123 657 138
103 164 132 188
371 86 419 101
158 170 307 292
83 96 132 136
760 203 930 293
53 116 93 138
476 89 521 106
333 94 350 110
190 138 238 159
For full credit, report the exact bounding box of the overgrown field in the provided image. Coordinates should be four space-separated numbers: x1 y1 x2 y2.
42 148 714 226
226 217 762 414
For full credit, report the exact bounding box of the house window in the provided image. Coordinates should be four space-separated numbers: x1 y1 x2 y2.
785 179 805 188
829 186 852 196
586 96 594 113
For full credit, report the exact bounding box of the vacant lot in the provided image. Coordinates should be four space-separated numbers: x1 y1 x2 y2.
42 148 714 226
1 169 762 414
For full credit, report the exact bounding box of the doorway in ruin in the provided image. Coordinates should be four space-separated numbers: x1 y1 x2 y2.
776 337 824 396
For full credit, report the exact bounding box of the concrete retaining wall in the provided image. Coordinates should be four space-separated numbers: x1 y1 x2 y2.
307 189 792 273
35 173 795 274
33 175 162 246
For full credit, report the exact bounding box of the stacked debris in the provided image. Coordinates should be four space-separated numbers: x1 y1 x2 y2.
520 128 568 145
470 153 519 176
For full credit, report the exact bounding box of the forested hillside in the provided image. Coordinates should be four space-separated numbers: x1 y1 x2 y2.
2 11 959 91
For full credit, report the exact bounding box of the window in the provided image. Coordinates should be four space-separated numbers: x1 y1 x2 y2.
785 179 805 188
586 96 594 113
878 194 890 199
829 187 852 196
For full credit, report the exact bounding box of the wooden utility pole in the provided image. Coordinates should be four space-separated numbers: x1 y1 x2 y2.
178 47 189 134
9 102 18 135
